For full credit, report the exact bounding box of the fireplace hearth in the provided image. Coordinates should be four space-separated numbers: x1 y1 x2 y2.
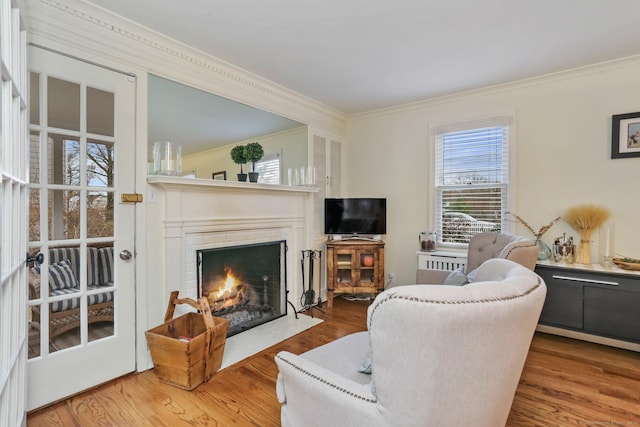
197 241 287 337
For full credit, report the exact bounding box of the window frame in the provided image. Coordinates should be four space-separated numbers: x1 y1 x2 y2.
255 152 281 185
430 115 515 248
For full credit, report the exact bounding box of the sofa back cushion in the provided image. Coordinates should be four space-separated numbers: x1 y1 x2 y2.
87 247 101 286
367 259 546 426
46 246 111 286
98 247 114 284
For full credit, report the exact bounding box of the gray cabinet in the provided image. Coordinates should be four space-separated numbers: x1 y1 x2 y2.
535 264 640 344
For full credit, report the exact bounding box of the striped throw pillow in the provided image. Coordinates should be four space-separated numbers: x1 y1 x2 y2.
87 247 101 286
49 247 80 279
48 259 79 292
98 247 114 284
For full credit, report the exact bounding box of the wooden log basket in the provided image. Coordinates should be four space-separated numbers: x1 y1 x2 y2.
145 291 229 390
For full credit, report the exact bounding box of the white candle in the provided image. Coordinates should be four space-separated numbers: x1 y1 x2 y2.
161 159 175 171
604 228 610 257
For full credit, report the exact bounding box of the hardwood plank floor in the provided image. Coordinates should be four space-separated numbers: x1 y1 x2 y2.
28 297 640 426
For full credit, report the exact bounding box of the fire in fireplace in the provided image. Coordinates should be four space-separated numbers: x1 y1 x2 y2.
197 240 287 337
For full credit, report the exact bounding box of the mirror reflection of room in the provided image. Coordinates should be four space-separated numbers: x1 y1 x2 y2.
147 75 307 184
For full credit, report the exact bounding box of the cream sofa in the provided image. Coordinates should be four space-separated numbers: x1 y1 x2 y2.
275 258 546 427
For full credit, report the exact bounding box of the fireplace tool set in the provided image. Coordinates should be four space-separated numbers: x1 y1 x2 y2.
299 250 324 317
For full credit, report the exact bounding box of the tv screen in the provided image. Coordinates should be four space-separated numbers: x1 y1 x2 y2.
324 198 387 235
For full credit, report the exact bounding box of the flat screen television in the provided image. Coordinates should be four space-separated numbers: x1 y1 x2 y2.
324 198 387 236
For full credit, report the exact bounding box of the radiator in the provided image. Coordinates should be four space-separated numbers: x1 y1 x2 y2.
417 252 467 271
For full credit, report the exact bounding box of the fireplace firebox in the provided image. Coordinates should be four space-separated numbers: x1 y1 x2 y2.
197 240 287 337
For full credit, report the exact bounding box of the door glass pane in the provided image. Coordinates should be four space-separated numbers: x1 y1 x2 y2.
50 299 81 353
28 303 41 359
87 87 114 137
30 72 40 126
29 188 40 242
27 247 43 301
88 292 114 343
29 131 40 183
49 134 80 186
48 190 81 240
87 139 114 187
47 77 80 131
87 191 114 238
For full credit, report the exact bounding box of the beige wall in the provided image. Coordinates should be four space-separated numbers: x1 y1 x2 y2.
346 59 640 285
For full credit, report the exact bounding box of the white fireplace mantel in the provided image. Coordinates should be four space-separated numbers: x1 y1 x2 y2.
147 176 319 194
145 175 320 324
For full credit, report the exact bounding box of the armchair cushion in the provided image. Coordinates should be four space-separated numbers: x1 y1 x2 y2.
443 266 469 286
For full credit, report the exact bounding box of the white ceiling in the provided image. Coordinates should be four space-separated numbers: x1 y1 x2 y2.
87 0 640 115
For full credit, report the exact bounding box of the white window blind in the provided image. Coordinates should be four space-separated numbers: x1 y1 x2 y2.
256 153 280 185
435 124 509 244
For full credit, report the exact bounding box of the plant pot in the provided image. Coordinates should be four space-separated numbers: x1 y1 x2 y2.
237 173 247 182
248 172 259 183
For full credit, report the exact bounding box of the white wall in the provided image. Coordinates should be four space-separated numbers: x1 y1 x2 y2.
346 59 640 286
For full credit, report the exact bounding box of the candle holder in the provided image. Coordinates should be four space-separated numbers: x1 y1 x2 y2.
599 224 614 266
154 141 182 176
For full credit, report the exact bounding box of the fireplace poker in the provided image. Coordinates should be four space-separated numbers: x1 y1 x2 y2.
305 250 316 306
299 250 324 316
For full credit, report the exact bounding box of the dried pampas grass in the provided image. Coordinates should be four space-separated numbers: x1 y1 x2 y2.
505 212 561 237
563 204 610 264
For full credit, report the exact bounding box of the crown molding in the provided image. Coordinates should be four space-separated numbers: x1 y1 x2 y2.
21 0 346 135
349 54 640 122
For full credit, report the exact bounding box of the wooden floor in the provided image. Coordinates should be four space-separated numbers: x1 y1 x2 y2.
28 297 640 426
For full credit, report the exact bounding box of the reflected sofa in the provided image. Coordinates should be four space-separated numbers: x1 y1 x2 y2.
29 246 114 340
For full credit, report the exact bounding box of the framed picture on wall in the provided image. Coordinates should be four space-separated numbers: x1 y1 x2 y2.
212 171 227 180
611 112 640 159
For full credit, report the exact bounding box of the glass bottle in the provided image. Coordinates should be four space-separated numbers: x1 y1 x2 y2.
535 235 552 260
419 231 437 252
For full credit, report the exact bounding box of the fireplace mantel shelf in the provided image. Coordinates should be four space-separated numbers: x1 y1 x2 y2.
147 176 319 193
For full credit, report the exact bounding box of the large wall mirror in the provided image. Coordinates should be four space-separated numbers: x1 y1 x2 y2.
147 74 307 183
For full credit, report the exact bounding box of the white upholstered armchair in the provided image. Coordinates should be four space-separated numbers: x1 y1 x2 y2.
415 232 538 285
275 259 546 427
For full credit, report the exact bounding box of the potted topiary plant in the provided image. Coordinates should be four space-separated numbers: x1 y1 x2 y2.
244 142 264 183
230 145 248 181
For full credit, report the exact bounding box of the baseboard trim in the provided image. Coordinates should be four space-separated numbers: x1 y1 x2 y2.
536 324 640 352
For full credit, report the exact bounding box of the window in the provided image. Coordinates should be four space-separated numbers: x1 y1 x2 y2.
434 117 511 245
256 153 281 185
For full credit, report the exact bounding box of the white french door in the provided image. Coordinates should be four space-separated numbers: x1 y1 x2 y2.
26 47 136 410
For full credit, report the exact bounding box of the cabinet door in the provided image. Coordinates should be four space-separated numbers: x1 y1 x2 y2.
329 139 341 197
358 249 378 286
311 133 341 198
584 287 640 343
335 249 356 286
536 268 583 329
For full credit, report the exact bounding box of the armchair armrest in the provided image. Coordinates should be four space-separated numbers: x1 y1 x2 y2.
28 268 41 300
275 351 381 426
